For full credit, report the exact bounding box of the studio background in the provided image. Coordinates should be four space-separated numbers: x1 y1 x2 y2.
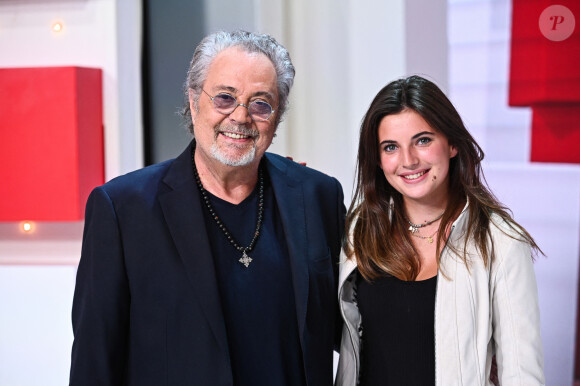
0 0 578 385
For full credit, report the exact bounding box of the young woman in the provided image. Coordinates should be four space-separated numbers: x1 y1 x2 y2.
336 76 544 385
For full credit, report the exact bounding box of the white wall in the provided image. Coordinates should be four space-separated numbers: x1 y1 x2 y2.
0 266 77 385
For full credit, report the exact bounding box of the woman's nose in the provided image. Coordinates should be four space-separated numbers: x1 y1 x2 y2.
402 147 419 168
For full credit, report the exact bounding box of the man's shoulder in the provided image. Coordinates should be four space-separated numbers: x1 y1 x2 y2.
97 158 175 197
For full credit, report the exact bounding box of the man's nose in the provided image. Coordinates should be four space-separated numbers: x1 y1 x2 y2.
228 103 253 124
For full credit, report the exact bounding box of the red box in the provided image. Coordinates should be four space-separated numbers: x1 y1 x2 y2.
0 67 104 221
530 105 580 163
509 0 580 163
509 0 580 105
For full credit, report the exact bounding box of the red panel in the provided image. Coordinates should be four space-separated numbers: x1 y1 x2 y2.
530 105 580 163
0 67 103 221
509 0 580 106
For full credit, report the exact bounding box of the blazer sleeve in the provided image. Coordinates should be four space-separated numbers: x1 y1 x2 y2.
70 187 130 385
491 236 545 385
333 177 347 352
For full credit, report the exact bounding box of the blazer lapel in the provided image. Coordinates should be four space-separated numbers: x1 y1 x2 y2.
265 154 310 340
158 142 229 355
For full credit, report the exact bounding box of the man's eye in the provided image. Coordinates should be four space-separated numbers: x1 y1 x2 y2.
250 100 272 114
214 94 236 106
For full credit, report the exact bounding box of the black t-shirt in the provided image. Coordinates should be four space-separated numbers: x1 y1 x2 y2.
356 272 437 386
201 170 306 386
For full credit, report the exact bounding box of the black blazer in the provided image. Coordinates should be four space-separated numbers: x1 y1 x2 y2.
70 142 345 385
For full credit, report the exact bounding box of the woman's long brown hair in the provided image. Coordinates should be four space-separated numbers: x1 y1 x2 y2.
345 75 542 281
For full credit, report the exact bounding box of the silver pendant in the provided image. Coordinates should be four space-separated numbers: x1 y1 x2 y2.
239 251 253 267
409 225 419 234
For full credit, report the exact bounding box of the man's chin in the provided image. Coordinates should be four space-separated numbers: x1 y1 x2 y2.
211 146 256 167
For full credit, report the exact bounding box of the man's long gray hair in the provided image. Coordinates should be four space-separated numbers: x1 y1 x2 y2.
181 30 295 134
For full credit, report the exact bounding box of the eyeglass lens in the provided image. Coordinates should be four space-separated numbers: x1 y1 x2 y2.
212 93 273 121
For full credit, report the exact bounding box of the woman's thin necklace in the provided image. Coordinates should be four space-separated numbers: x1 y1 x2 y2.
411 229 438 244
191 148 264 268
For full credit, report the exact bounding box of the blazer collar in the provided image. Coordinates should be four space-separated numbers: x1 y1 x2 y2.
158 141 229 355
264 154 310 338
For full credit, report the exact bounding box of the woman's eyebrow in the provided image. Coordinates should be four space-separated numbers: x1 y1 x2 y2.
379 139 396 146
411 131 435 140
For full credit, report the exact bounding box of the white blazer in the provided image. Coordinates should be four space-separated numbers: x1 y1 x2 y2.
336 204 545 385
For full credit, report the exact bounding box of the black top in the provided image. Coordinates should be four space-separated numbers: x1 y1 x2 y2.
202 170 306 386
356 273 437 386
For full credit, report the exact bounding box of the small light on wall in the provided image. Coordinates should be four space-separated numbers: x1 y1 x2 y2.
52 22 63 33
21 221 35 233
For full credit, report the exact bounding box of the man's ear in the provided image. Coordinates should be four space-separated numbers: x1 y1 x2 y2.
188 89 197 123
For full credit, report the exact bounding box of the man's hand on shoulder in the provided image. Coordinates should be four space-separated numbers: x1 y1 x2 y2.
285 156 307 166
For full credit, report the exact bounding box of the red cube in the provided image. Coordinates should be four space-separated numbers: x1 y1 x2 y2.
509 0 580 163
509 0 580 105
0 67 104 221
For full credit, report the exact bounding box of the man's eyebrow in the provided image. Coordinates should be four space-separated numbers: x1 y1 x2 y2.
252 91 276 102
212 86 276 102
212 85 238 93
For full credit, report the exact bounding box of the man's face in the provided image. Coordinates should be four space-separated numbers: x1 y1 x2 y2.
190 46 279 171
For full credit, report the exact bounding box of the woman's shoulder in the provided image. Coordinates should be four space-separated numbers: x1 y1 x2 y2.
488 212 534 269
488 212 527 242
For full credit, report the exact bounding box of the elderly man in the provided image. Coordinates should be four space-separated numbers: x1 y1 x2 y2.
70 30 345 385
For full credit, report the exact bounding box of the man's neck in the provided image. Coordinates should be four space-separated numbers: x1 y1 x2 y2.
194 151 260 205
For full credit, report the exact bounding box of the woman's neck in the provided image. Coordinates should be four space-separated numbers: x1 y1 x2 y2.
403 198 448 226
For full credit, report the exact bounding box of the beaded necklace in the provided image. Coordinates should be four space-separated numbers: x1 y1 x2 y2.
406 212 444 234
191 148 264 267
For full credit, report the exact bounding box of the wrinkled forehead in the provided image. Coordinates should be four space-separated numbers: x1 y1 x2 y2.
203 46 278 97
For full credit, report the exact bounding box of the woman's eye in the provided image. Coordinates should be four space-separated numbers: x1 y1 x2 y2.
383 144 397 152
417 137 432 145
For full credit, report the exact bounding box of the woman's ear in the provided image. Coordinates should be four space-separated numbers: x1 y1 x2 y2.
450 145 458 158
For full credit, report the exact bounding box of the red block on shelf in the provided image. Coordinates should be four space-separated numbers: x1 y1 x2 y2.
509 0 580 106
0 67 104 221
509 0 580 163
530 104 580 163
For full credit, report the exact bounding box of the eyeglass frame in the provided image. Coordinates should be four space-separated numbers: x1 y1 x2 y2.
201 89 277 122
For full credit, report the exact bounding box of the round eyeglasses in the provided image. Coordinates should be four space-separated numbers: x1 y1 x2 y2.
202 89 276 122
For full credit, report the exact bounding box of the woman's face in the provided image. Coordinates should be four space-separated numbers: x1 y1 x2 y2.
377 109 457 207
